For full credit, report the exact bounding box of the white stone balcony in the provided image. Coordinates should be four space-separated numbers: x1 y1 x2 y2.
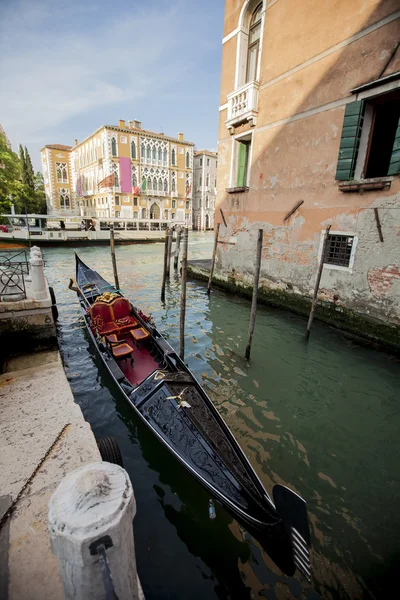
143 189 167 197
171 191 178 197
225 81 259 132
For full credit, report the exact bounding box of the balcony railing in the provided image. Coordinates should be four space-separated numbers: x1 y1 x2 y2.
226 81 260 131
143 189 167 197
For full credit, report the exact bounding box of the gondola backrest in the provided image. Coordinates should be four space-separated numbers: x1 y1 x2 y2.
90 302 114 326
111 298 132 320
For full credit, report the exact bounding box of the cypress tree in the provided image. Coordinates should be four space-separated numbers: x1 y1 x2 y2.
24 147 35 190
19 144 27 185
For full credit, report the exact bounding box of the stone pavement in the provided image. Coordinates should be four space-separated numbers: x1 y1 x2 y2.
0 350 100 600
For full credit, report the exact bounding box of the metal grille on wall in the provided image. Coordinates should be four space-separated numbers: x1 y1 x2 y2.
324 235 354 267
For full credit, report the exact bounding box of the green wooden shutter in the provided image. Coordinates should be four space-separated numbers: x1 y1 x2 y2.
335 101 364 181
236 142 247 187
388 117 400 175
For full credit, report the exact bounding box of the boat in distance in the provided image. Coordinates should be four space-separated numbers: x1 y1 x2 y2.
70 253 312 581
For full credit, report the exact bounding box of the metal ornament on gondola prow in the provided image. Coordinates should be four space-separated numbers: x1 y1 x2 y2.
70 253 312 582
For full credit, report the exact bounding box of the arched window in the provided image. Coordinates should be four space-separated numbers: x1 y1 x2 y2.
132 170 137 187
246 3 262 83
172 176 176 192
112 164 119 187
131 140 136 159
133 211 138 219
152 147 156 160
158 147 162 162
159 178 163 191
148 177 152 190
59 188 70 209
163 149 167 163
171 148 176 165
111 137 117 156
153 177 157 190
186 151 190 168
141 144 145 159
163 178 168 192
146 146 151 160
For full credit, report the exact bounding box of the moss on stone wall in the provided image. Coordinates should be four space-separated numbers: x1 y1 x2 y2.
188 265 400 352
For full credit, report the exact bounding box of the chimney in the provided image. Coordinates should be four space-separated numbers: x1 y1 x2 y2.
119 119 126 128
128 121 134 129
178 133 184 142
74 139 78 146
133 120 142 130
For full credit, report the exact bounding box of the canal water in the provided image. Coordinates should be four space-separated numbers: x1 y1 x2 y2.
43 232 398 600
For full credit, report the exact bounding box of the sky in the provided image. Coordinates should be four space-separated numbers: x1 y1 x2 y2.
0 0 225 171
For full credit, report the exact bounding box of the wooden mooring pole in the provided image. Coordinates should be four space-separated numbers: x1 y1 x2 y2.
305 224 331 340
110 227 120 290
244 229 263 361
166 227 173 277
161 227 169 303
207 223 220 295
180 228 188 360
174 226 182 270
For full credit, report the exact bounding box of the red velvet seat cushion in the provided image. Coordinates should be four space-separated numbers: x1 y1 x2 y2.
100 321 119 335
115 316 138 333
130 327 150 342
112 343 133 359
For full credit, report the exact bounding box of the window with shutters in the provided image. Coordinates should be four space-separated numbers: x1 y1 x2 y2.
335 89 400 182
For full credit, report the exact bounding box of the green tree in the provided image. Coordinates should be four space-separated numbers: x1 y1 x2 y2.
0 135 23 216
33 171 47 214
1 136 47 217
25 147 35 190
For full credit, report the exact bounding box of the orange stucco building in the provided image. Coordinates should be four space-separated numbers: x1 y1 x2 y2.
215 0 400 343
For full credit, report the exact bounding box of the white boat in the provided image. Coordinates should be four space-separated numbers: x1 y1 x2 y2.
0 214 185 246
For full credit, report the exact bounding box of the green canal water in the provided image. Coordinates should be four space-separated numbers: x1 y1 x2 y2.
44 232 399 600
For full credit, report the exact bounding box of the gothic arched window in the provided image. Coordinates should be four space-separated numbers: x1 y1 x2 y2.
111 137 117 157
171 149 176 165
131 140 136 159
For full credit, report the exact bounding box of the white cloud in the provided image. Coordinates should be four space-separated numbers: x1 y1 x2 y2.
0 0 200 152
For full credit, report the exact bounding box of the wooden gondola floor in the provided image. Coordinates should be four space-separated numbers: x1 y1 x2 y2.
116 337 159 386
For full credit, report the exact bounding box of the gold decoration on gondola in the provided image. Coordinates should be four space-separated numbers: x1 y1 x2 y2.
95 291 119 303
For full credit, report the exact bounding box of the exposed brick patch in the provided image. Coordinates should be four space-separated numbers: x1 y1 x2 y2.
367 265 400 297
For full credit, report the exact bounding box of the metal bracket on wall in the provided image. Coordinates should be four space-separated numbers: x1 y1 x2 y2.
284 200 304 222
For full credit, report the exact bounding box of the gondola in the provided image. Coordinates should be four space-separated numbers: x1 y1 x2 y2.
70 253 312 581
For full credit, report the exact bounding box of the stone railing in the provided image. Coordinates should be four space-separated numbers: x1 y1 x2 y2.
226 81 260 132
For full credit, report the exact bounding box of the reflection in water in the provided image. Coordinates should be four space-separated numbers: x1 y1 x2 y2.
44 234 399 600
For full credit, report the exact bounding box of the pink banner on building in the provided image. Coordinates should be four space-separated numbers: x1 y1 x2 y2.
120 157 132 193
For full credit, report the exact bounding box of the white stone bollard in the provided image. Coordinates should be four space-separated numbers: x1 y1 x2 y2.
29 248 47 300
48 462 142 600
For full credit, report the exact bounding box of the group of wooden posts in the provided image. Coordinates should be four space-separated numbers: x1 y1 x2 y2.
109 221 329 365
160 226 189 360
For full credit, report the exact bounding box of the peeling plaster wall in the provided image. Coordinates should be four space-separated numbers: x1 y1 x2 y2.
216 0 400 331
